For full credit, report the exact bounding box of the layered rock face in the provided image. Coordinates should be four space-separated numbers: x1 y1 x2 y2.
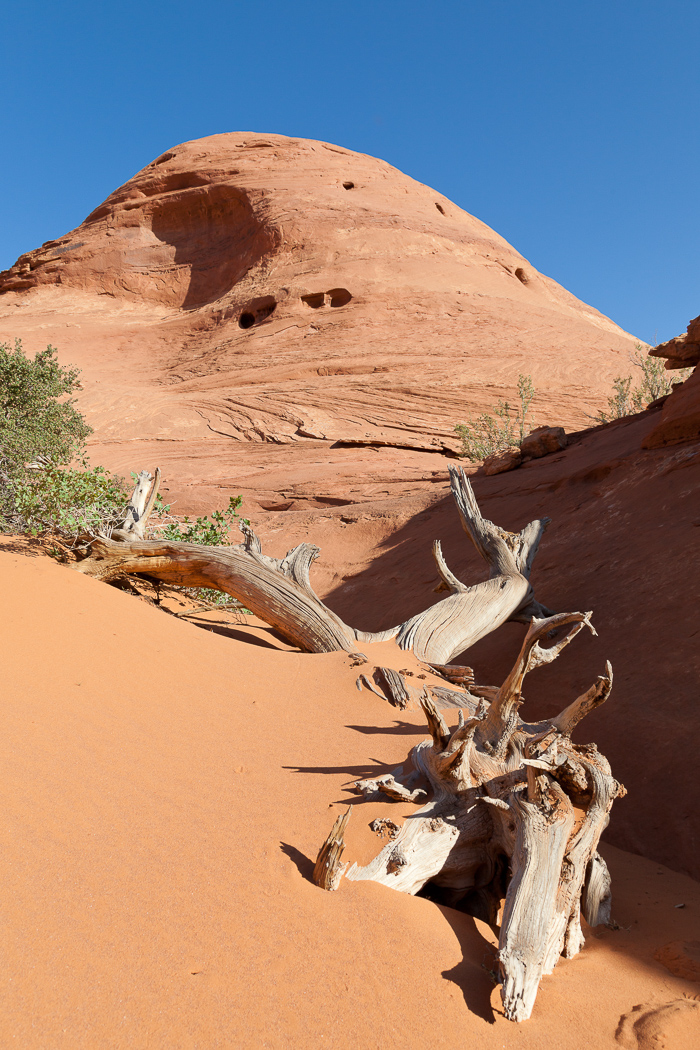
0 132 639 510
645 314 700 448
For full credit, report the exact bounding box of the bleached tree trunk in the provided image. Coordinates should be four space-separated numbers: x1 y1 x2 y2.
76 466 553 663
112 468 161 541
315 613 624 1023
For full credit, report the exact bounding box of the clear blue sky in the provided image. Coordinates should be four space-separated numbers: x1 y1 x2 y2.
2 0 698 343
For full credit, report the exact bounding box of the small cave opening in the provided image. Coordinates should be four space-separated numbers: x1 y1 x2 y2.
515 268 530 285
255 301 276 323
301 292 326 309
238 295 277 329
435 203 446 215
343 181 355 190
301 289 353 309
328 288 352 308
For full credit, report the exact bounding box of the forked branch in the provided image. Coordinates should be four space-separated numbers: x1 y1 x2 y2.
76 465 556 664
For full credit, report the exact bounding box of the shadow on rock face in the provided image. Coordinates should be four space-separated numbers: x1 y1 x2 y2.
149 184 277 309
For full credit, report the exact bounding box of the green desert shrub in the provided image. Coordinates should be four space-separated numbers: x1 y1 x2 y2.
455 373 535 461
10 462 129 538
158 495 246 546
0 339 128 536
595 346 692 423
0 338 249 609
150 494 250 607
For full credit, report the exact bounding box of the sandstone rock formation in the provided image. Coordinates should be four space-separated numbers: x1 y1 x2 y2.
521 424 568 458
645 313 700 448
0 132 696 880
0 132 640 512
652 314 700 369
482 445 523 474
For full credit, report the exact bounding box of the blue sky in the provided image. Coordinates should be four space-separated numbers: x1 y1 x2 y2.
2 0 698 343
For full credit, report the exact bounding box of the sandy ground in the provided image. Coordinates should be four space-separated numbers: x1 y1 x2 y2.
1 545 698 1049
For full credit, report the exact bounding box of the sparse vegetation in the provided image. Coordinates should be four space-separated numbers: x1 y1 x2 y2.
454 373 535 461
594 345 692 423
0 340 249 611
157 495 246 546
0 339 128 536
151 495 250 606
10 462 129 538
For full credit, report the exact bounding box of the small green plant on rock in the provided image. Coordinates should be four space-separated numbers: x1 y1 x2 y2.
595 345 692 423
455 374 535 461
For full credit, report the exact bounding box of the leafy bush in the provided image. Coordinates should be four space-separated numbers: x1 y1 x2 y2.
158 495 246 545
595 346 692 423
151 495 250 607
0 339 129 536
11 462 128 538
0 338 249 609
455 374 535 461
0 339 91 476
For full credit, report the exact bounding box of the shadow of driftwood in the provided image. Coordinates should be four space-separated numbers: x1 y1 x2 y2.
0 537 53 558
345 720 426 737
184 619 291 649
279 830 499 1024
280 842 315 881
437 904 499 1024
283 759 395 779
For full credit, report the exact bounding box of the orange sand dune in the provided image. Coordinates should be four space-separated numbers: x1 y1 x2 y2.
1 547 698 1048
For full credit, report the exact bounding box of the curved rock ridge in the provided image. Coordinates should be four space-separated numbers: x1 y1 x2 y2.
0 132 640 506
652 314 700 369
645 312 700 448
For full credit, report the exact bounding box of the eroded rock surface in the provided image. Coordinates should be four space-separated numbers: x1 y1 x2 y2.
521 424 568 458
0 132 639 509
645 313 700 448
482 444 522 474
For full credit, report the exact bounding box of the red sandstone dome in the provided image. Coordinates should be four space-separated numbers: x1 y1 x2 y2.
0 132 640 509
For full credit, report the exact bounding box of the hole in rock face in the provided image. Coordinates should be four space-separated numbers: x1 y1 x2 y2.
255 301 276 323
301 292 326 309
343 181 355 189
435 203 445 215
328 288 352 308
515 267 529 284
301 289 353 309
238 295 277 329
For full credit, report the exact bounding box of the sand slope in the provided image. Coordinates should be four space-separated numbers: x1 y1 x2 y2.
1 546 698 1048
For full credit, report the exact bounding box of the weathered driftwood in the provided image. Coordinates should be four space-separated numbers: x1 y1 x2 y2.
76 466 554 663
313 613 625 1022
112 468 161 541
91 464 622 1023
312 808 351 891
357 666 419 709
